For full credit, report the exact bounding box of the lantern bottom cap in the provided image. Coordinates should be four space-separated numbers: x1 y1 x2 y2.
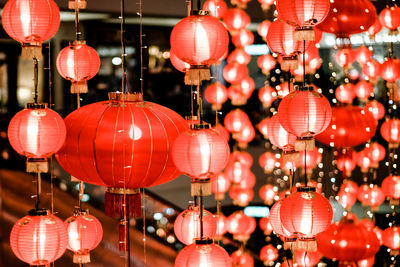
21 45 42 60
26 158 48 173
71 81 88 94
184 68 210 85
191 180 211 196
68 0 87 9
73 251 90 264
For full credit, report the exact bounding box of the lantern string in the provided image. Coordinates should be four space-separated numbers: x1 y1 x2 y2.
120 0 128 94
35 172 41 210
197 0 201 11
199 193 204 239
142 188 147 265
74 3 80 41
303 40 306 86
33 57 39 104
216 198 221 245
304 148 308 187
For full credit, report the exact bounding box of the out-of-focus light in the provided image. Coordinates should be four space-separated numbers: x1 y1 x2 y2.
112 57 122 65
244 44 269 55
165 208 175 215
147 226 155 233
153 212 163 220
81 194 90 202
244 206 269 218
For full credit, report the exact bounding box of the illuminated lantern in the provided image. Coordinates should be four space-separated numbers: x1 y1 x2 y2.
277 87 332 151
357 257 375 267
229 150 253 168
212 124 230 142
295 249 322 267
335 48 355 68
379 6 400 33
224 109 251 134
259 184 278 205
356 149 372 173
357 184 385 208
258 85 277 108
204 82 228 110
276 81 290 98
237 76 255 98
380 118 400 147
269 200 297 242
298 147 322 171
56 92 187 218
355 46 373 65
223 63 248 84
226 210 256 242
368 17 383 39
231 28 254 47
354 80 374 102
235 124 255 149
229 186 254 207
56 41 100 94
258 20 271 40
364 100 385 121
258 152 277 173
316 0 376 38
381 58 400 83
316 213 380 263
267 115 297 153
211 172 231 200
257 54 276 75
65 210 103 264
235 169 256 189
257 117 270 139
259 217 274 235
365 142 386 166
203 0 228 19
260 245 278 265
175 239 231 267
10 209 67 265
362 60 381 81
335 83 356 104
8 103 66 173
170 12 229 85
223 8 250 32
276 0 330 40
215 213 228 237
170 49 190 72
316 106 377 148
228 48 251 65
382 226 400 252
337 188 357 210
258 0 275 11
230 250 254 267
1 0 60 59
299 44 320 67
382 175 400 200
225 161 251 184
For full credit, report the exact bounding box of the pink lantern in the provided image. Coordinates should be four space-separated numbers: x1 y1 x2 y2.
226 210 256 242
211 172 231 200
259 184 278 205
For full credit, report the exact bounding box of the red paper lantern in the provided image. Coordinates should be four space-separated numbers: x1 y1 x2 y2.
211 172 231 200
172 127 230 179
229 151 253 168
203 0 228 19
204 82 228 110
355 46 373 65
212 124 230 142
381 58 400 82
223 63 248 84
298 147 322 169
259 217 274 235
1 0 60 59
354 81 374 102
223 8 250 32
362 60 382 80
236 169 256 189
382 175 400 200
379 6 400 31
225 161 250 184
336 150 357 177
335 48 355 68
175 239 231 267
174 205 217 245
259 244 278 265
356 149 372 173
56 41 100 94
357 257 375 267
65 210 103 264
226 211 256 242
380 118 400 146
365 142 386 165
267 115 297 152
258 20 271 40
257 54 276 75
364 100 385 121
382 226 400 250
229 186 254 207
259 184 278 205
8 103 66 160
235 124 256 148
230 250 254 267
170 49 190 72
228 48 251 65
215 213 228 237
357 184 385 208
257 117 270 139
10 209 68 265
368 17 383 38
295 249 322 267
56 93 187 218
269 200 296 239
257 0 275 11
258 86 277 108
335 83 356 104
231 28 254 47
224 109 251 133
258 152 277 173
337 188 357 209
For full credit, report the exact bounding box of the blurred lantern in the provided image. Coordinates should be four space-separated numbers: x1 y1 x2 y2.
65 209 103 264
335 83 356 104
56 93 187 219
359 219 375 232
56 41 101 93
316 106 377 148
235 124 256 149
223 8 250 33
170 49 191 72
280 186 333 251
335 48 355 68
212 124 230 142
259 244 279 265
257 20 271 40
230 249 254 267
224 109 251 134
211 172 231 200
257 54 276 75
223 63 248 84
374 227 384 246
231 28 254 47
276 0 330 40
258 152 277 173
257 0 274 11
365 142 386 166
228 48 251 65
356 149 372 173
259 184 278 205
8 103 66 173
340 179 359 195
258 86 277 108
267 115 297 154
316 213 380 263
354 80 374 102
381 58 400 84
170 12 229 85
276 82 290 98
364 100 385 121
229 186 254 207
175 239 231 267
10 209 68 266
215 213 228 238
382 226 400 254
298 147 322 176
337 187 358 210
174 205 217 245
257 117 270 139
229 150 253 168
368 17 382 39
204 82 228 110
225 160 251 184
355 46 373 65
362 60 382 81
299 44 321 68
203 0 228 19
379 6 400 34
277 86 332 151
236 169 256 189
1 0 60 59
357 257 375 267
357 184 385 209
269 200 297 247
259 217 274 235
380 118 400 148
266 20 311 70
295 249 322 267
226 210 256 242
336 150 357 177
382 175 400 200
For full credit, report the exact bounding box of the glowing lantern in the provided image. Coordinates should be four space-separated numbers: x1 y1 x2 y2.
224 109 251 134
337 188 357 210
259 217 274 235
336 150 357 177
258 86 277 108
1 0 60 59
229 186 254 207
257 54 276 75
10 209 68 265
225 161 250 184
228 48 251 65
380 118 400 147
276 81 290 98
381 58 400 83
260 245 278 265
356 149 372 173
170 12 229 85
368 17 383 39
258 152 277 173
170 49 190 72
267 115 297 153
257 117 270 139
382 175 400 200
364 100 385 121
65 210 103 264
174 205 217 245
215 213 228 238
235 169 256 189
211 172 231 200
335 48 355 68
56 41 100 93
354 80 374 102
358 257 375 267
235 124 255 149
382 226 400 252
226 210 256 242
229 150 253 168
175 239 231 267
335 83 356 104
258 20 271 40
231 28 254 47
230 250 254 267
203 0 228 19
259 184 278 205
357 184 385 208
223 63 248 84
379 6 400 33
269 200 297 242
298 147 322 170
258 0 275 11
365 142 386 165
295 249 322 267
204 82 228 110
355 46 373 65
223 8 250 32
362 60 381 81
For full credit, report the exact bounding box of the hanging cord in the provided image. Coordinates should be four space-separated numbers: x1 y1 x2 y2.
139 0 144 96
35 172 41 210
303 40 306 86
33 58 39 103
121 0 128 94
142 188 147 265
74 3 80 41
199 193 204 240
197 0 201 11
304 148 308 187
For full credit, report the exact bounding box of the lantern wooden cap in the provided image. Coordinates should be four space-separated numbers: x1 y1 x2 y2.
190 10 209 16
194 238 213 245
296 186 316 192
108 92 143 102
28 208 50 216
106 187 140 195
190 123 211 130
26 103 47 109
73 208 89 216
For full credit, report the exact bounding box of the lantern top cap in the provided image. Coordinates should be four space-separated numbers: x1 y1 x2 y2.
194 238 213 245
296 186 316 192
28 208 50 216
108 92 143 102
71 40 86 46
295 85 315 92
190 10 209 16
73 208 89 216
26 103 48 109
190 123 211 130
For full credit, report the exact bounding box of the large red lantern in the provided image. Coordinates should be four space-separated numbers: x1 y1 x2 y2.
379 6 400 32
211 172 231 200
382 175 400 200
56 41 101 94
380 118 400 147
230 249 254 267
335 83 356 104
1 0 60 59
174 205 217 245
204 82 228 110
357 184 385 208
170 12 229 85
56 92 187 218
259 184 278 205
203 0 228 19
277 87 332 151
64 209 103 264
226 210 256 242
258 85 277 108
223 8 250 33
382 226 400 252
381 58 400 83
354 80 374 102
223 63 248 84
364 100 385 121
10 209 68 265
259 245 278 265
257 54 276 75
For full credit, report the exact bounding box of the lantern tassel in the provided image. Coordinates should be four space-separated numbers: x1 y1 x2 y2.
185 68 210 85
294 27 315 41
281 57 298 71
295 138 315 151
21 44 42 60
296 238 317 252
191 178 211 196
71 81 88 94
282 151 300 164
105 188 141 218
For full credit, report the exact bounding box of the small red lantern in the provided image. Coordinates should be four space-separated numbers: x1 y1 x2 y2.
295 249 322 267
368 17 383 39
258 20 271 40
364 100 385 121
298 147 322 170
335 48 355 68
175 239 231 267
267 114 297 152
174 205 217 245
257 54 276 75
226 210 256 242
56 41 101 93
1 0 60 59
223 8 250 32
337 187 358 209
224 109 251 134
225 161 251 184
354 80 374 102
170 49 190 72
381 58 400 83
236 169 256 189
379 6 400 33
357 184 385 208
228 48 251 65
229 186 254 207
212 124 230 142
229 150 253 168
380 118 400 147
203 0 228 19
257 0 275 11
363 60 382 81
358 257 375 267
257 117 270 139
258 86 277 108
215 213 228 237
230 249 254 267
336 150 357 177
382 226 400 252
365 142 386 165
356 149 372 173
231 28 254 47
335 83 356 104
355 46 373 65
211 172 231 200
223 63 248 84
382 175 400 200
10 209 68 265
269 200 296 241
260 244 278 265
204 82 228 110
259 217 274 235
235 124 255 148
65 209 103 264
259 184 278 205
258 152 277 173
